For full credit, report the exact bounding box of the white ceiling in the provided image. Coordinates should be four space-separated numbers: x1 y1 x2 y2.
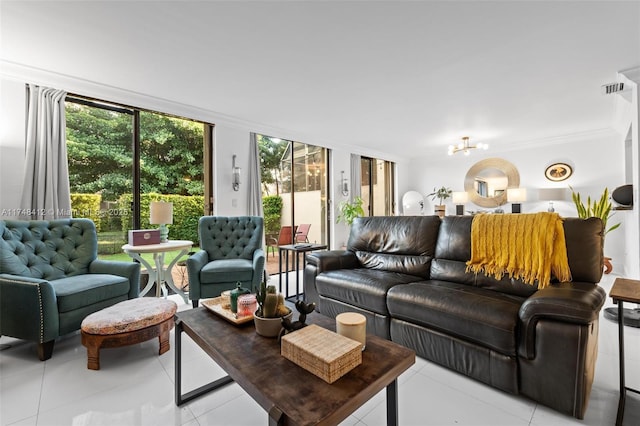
2 1 639 161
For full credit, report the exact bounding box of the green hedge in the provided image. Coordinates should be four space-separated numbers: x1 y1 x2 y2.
70 194 101 230
263 195 283 236
118 193 204 243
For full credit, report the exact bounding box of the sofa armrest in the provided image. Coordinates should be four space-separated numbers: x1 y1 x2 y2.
252 248 266 292
519 282 606 358
305 250 360 273
304 250 360 310
186 250 209 300
0 274 59 343
90 259 141 299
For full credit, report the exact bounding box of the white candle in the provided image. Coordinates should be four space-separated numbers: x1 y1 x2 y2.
336 312 367 351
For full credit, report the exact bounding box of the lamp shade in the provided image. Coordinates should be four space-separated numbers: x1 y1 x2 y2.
507 188 527 203
538 188 569 201
149 201 173 225
452 191 469 204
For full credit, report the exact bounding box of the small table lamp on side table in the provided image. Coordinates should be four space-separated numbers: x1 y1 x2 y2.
150 201 173 243
452 191 468 215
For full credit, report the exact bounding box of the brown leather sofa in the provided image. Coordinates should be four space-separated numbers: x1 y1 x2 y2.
304 215 606 419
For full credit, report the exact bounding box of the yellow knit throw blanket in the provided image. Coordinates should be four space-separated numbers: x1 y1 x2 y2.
465 212 571 289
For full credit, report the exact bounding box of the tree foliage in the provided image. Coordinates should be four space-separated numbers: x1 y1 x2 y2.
257 134 288 195
66 103 205 201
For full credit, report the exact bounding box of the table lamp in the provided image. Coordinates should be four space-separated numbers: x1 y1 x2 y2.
451 191 468 215
507 188 527 213
538 188 569 212
150 201 173 243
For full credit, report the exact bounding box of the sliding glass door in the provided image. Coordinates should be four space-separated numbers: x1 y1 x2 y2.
258 135 329 266
65 96 213 258
361 156 395 216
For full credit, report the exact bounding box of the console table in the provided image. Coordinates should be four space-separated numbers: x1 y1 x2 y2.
122 240 192 304
278 243 327 298
610 277 640 426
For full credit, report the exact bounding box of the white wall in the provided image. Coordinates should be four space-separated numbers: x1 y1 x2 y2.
404 130 629 274
0 78 26 218
0 73 403 250
1 65 634 268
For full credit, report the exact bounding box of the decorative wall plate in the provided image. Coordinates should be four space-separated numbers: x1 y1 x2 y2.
544 163 573 182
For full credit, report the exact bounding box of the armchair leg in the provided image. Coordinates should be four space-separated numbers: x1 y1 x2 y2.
37 340 55 361
192 300 199 308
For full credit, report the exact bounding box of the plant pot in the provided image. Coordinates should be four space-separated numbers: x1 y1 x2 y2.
253 310 293 338
434 205 445 218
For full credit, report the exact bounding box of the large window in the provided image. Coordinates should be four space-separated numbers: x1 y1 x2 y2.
65 96 213 258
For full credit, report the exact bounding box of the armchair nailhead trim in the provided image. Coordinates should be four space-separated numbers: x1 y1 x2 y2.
2 278 45 343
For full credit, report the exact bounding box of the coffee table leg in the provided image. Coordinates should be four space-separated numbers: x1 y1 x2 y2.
175 319 234 406
386 378 398 426
268 406 284 426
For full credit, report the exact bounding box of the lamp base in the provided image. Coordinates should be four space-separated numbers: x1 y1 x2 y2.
158 224 169 243
511 204 521 214
456 205 464 215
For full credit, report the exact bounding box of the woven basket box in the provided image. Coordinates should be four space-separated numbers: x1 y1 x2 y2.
281 324 362 384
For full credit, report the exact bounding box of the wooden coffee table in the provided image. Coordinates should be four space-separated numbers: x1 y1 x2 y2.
174 308 415 425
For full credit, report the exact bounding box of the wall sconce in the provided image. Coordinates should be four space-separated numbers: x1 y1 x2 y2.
232 154 241 191
451 191 468 215
149 201 173 243
507 188 527 213
340 170 349 196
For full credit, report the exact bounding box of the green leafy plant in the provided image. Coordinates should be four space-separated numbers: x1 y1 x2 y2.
427 186 452 205
570 186 620 235
336 196 365 225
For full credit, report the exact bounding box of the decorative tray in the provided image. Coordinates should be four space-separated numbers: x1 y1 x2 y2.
201 296 254 325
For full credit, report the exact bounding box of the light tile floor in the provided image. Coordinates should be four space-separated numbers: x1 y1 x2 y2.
1 273 639 426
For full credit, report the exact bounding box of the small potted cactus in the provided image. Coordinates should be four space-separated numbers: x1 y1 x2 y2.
253 280 292 337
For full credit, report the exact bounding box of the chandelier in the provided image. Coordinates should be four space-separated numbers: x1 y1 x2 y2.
447 137 489 156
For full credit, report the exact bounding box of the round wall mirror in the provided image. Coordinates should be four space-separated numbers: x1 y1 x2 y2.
464 158 520 207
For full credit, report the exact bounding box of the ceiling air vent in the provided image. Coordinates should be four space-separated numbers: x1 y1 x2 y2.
601 82 625 95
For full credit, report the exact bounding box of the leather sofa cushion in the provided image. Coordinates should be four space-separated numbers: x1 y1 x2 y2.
348 216 441 278
316 269 424 315
387 280 525 356
52 274 130 313
201 259 254 283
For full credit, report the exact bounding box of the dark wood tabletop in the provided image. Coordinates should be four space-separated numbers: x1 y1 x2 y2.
610 278 640 304
175 307 415 426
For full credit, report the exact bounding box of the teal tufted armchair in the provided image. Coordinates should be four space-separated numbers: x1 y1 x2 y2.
0 219 140 360
187 216 265 308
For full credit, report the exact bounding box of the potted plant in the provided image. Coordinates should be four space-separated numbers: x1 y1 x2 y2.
570 186 621 273
254 280 292 337
336 196 365 225
427 186 452 218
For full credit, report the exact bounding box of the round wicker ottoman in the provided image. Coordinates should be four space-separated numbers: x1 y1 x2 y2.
81 298 177 370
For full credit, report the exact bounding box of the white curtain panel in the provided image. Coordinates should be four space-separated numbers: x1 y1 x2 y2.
248 132 263 217
350 153 361 201
248 133 265 252
20 84 71 220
